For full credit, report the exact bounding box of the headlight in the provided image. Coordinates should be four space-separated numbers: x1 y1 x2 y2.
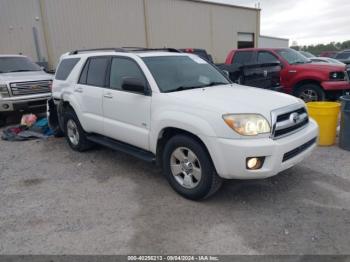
329 71 345 81
223 114 271 136
0 84 10 98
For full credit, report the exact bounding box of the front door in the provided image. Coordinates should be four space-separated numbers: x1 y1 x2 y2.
102 57 151 150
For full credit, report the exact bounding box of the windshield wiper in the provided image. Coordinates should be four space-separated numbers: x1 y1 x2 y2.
204 81 228 87
166 82 228 93
7 69 37 73
166 85 203 93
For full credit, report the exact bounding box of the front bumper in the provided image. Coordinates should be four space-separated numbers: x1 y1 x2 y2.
204 119 319 179
321 80 350 91
0 94 51 113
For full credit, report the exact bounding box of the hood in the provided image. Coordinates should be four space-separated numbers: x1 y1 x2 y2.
166 84 302 120
292 62 346 71
0 71 53 83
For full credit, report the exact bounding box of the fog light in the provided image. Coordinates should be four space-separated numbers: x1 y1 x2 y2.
246 157 265 170
2 104 9 109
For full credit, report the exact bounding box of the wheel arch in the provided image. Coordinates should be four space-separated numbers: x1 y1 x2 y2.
57 95 87 131
293 79 323 95
155 127 215 169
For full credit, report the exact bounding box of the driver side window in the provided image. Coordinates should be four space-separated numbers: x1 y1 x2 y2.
257 51 279 63
109 57 146 90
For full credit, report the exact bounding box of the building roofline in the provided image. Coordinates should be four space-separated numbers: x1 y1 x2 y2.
182 0 260 11
260 35 289 41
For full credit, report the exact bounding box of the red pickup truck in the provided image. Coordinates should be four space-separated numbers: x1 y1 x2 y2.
225 48 350 101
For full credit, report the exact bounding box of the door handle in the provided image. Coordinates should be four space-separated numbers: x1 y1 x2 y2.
104 93 113 99
75 87 83 93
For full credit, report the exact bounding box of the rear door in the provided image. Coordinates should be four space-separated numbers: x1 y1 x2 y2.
102 56 151 150
74 56 109 134
245 50 281 89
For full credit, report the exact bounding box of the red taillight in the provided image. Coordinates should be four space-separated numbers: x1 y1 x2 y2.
185 48 194 53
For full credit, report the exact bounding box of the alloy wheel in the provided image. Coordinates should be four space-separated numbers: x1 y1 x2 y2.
170 147 202 189
67 119 80 146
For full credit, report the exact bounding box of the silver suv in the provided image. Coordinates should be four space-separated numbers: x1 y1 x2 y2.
0 55 53 126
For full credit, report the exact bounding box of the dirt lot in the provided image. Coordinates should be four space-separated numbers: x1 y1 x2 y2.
0 132 350 255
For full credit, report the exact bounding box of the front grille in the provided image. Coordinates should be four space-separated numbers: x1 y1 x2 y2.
282 137 317 162
276 107 306 122
10 80 51 96
272 106 309 139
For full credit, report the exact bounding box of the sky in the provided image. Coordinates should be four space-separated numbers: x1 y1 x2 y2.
207 0 350 46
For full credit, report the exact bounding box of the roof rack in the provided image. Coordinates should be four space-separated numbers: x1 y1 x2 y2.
69 47 183 55
69 48 126 55
122 47 182 53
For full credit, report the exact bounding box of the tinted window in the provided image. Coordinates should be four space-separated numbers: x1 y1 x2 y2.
86 57 109 87
142 56 229 93
335 52 350 59
78 60 89 84
55 58 80 80
257 51 279 63
232 51 254 65
0 57 41 73
110 58 145 90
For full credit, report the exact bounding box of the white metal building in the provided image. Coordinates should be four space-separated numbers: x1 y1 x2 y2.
259 35 289 48
0 0 261 68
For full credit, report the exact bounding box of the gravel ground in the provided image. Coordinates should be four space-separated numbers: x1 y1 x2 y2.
0 131 349 255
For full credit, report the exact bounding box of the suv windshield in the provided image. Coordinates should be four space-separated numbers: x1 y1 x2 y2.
0 57 41 73
142 55 229 93
276 49 310 65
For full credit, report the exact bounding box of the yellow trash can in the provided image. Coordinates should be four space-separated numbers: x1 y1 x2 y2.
307 102 341 146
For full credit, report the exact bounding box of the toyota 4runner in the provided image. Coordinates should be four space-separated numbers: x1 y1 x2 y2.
0 55 53 126
48 48 319 200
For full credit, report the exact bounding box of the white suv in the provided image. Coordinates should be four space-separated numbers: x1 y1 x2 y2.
0 55 53 126
48 48 318 200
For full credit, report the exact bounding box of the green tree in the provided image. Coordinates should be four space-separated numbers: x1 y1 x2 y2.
291 40 350 55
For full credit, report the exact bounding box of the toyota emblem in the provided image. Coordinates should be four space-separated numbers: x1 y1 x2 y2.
290 112 300 123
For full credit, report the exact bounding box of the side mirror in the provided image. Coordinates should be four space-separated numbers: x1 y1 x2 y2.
121 77 149 95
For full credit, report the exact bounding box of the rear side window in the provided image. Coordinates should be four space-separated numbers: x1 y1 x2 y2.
232 51 254 65
86 57 110 87
109 57 146 90
55 58 80 80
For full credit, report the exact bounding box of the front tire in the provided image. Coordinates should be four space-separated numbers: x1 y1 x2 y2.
295 84 325 102
162 135 222 200
64 109 92 151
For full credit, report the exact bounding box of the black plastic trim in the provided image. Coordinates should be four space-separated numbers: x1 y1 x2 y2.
282 137 317 162
86 134 155 162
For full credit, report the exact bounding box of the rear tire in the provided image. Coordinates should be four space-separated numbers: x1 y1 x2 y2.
64 109 92 152
162 135 222 200
295 84 325 102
